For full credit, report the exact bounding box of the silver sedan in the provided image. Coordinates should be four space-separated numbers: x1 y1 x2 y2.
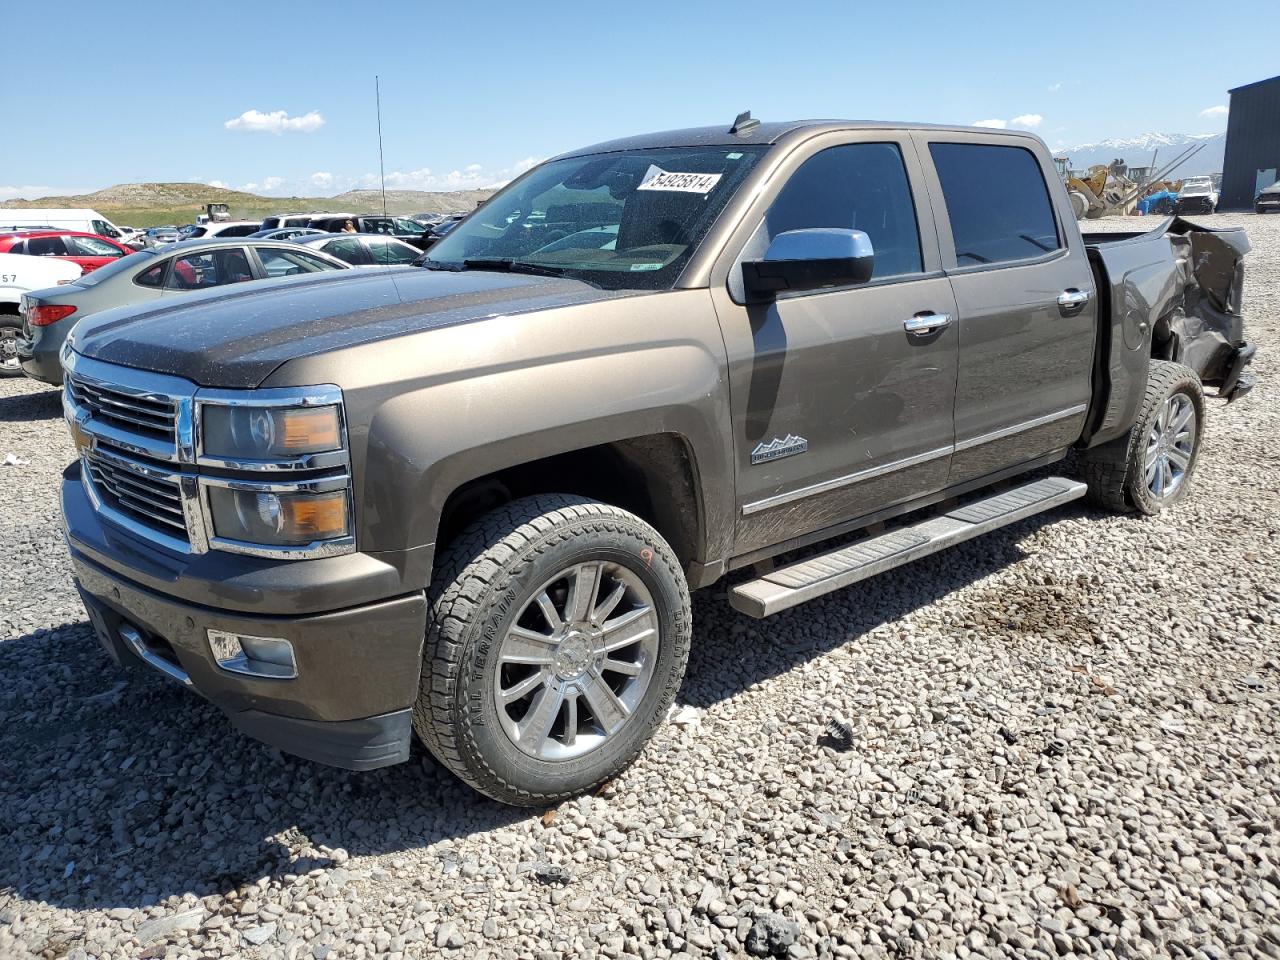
296 232 423 267
17 238 350 384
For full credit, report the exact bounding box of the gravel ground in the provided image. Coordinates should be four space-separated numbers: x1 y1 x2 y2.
0 213 1277 960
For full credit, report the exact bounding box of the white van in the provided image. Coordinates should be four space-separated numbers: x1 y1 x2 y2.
0 251 82 376
0 208 131 243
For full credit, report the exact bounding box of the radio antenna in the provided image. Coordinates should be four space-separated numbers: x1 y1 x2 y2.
375 75 388 220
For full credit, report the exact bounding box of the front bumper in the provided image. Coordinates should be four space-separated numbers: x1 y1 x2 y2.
1175 198 1215 214
64 468 428 770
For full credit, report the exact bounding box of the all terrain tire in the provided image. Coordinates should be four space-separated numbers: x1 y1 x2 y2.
1082 360 1205 515
413 494 691 805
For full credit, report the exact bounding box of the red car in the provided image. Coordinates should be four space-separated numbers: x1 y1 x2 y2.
0 229 134 274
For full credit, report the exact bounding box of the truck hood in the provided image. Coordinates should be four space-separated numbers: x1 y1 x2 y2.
71 267 637 388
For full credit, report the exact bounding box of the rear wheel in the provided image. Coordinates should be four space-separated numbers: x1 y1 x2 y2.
1083 360 1205 515
414 494 691 805
0 315 23 378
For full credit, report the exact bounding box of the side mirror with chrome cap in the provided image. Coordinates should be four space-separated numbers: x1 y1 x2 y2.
742 228 875 300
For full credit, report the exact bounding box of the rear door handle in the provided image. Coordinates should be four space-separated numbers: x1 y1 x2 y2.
1057 288 1091 316
903 312 952 336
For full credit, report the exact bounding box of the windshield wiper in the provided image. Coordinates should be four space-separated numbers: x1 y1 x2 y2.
417 257 463 271
462 257 570 279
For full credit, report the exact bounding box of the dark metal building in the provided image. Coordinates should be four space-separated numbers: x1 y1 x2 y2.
1220 74 1280 210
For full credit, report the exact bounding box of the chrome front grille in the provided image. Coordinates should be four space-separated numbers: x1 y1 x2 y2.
66 374 178 444
63 350 353 560
85 452 189 540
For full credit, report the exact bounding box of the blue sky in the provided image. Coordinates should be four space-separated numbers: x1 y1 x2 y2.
2 0 1275 200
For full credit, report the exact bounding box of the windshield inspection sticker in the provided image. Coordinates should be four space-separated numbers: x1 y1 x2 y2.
637 165 722 194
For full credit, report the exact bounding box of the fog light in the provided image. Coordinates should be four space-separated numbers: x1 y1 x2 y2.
208 629 297 679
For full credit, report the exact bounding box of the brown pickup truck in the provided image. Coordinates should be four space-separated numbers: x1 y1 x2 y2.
59 117 1254 804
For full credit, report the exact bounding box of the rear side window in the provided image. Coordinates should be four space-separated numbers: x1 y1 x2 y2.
135 263 165 287
27 237 67 256
763 143 923 279
928 143 1061 266
165 248 254 290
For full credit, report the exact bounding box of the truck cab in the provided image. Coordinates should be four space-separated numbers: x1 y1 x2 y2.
57 118 1253 805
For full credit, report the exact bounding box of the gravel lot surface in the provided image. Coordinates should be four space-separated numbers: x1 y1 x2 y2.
1 213 1277 960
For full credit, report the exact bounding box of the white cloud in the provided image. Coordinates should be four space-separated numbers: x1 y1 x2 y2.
973 115 1042 131
1199 105 1228 118
261 176 284 190
224 109 326 134
206 179 228 189
353 156 546 193
1048 81 1063 93
310 171 333 188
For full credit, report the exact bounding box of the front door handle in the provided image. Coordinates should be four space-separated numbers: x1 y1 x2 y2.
1057 288 1091 316
903 312 952 336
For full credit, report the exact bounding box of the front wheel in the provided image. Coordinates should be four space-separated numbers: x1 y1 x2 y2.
414 495 691 805
0 316 23 378
1083 360 1205 515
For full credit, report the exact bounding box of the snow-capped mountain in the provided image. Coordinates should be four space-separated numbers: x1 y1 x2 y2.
1056 133 1225 177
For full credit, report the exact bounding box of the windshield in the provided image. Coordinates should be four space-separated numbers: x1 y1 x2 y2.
71 248 157 287
424 146 766 290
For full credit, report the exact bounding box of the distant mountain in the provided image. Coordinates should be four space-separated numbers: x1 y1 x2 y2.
327 188 492 215
1056 133 1225 178
0 182 498 228
1 182 263 210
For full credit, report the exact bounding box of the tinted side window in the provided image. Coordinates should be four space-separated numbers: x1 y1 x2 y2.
135 263 165 287
369 239 419 265
928 143 1060 266
257 247 341 277
764 143 923 279
27 237 67 256
165 249 254 290
321 238 367 265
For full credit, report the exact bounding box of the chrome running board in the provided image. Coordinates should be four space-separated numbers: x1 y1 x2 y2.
729 476 1086 618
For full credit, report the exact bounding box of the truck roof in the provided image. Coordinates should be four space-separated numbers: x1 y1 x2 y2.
558 119 1043 158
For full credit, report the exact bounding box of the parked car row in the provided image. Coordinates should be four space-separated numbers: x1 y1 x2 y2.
0 206 458 382
14 239 356 383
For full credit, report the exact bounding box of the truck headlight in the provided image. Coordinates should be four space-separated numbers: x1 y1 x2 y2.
202 404 342 460
207 485 350 546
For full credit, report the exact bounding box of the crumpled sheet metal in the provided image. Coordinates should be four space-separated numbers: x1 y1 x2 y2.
1165 217 1250 384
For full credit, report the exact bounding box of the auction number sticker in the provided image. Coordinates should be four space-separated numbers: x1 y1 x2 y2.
637 165 722 194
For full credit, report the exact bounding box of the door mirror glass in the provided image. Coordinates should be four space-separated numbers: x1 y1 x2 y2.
742 228 874 299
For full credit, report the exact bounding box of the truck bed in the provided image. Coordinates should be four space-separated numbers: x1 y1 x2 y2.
1077 216 1253 447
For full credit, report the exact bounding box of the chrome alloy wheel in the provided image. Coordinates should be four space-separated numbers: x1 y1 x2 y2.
495 561 660 761
1145 393 1196 500
0 328 19 371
